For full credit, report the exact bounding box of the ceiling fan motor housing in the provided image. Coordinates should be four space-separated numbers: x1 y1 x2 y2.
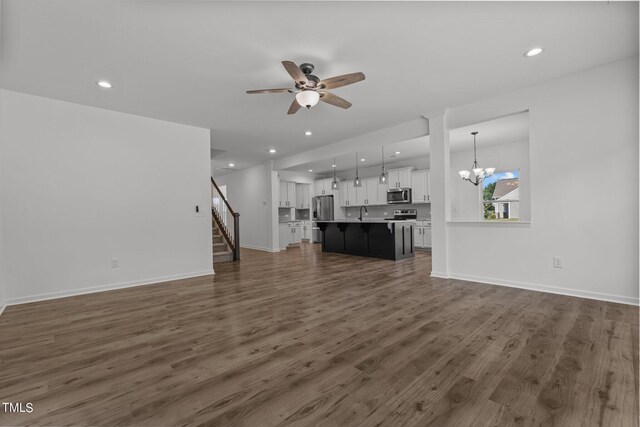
299 63 315 75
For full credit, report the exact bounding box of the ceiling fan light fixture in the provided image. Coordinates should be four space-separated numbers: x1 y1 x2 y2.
295 90 320 109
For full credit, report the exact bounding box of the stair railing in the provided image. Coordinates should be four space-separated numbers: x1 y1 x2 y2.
211 177 240 261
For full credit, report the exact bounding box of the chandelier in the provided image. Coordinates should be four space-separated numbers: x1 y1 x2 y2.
458 131 495 186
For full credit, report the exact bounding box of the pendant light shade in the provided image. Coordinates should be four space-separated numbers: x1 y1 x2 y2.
331 157 339 189
295 90 320 109
353 152 362 187
458 131 495 186
379 146 388 184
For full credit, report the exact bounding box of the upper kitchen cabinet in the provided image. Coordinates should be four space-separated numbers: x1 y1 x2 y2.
278 181 297 207
313 178 338 196
339 181 358 207
356 178 379 206
295 183 311 209
387 167 414 189
411 170 431 203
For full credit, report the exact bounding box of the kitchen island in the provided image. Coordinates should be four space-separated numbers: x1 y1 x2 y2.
316 219 416 260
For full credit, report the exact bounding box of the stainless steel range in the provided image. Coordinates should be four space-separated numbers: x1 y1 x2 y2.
387 209 417 220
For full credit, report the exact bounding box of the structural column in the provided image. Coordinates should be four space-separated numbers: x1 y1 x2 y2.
424 110 451 278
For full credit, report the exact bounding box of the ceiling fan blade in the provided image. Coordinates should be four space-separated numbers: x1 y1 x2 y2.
246 88 293 94
287 98 302 115
282 61 308 85
319 91 352 109
319 72 365 90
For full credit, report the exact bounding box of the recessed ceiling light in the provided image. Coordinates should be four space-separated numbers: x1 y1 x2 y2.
395 151 401 155
228 163 235 167
304 130 312 136
332 164 337 168
268 148 276 153
360 158 365 162
308 169 313 172
96 80 112 89
524 47 543 57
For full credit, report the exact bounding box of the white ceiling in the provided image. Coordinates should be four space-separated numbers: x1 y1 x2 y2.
0 1 637 171
286 111 529 175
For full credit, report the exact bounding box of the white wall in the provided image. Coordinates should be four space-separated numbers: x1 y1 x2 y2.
214 163 274 251
0 89 5 312
450 140 530 222
443 56 638 305
0 90 213 304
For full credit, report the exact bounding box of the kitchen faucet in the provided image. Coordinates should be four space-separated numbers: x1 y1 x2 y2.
359 205 368 221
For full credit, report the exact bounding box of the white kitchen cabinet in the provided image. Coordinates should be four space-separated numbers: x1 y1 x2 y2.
279 223 290 249
387 167 413 189
295 183 310 209
313 178 339 196
411 170 431 203
423 226 432 247
378 181 388 205
279 181 298 207
278 181 288 207
414 221 432 248
302 184 310 208
301 221 311 240
339 181 358 207
356 178 378 206
365 178 379 205
287 182 296 208
413 226 422 248
291 222 302 244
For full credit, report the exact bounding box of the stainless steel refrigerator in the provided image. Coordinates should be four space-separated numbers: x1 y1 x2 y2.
312 195 334 243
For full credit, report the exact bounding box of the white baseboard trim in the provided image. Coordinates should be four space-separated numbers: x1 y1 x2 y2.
4 269 215 307
0 302 6 317
447 272 639 306
240 244 280 253
430 271 450 279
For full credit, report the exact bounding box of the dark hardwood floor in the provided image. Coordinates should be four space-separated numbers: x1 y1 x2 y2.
0 244 637 426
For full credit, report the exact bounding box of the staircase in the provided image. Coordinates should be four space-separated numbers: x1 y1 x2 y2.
212 220 234 263
211 177 240 263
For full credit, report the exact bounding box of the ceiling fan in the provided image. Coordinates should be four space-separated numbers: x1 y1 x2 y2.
246 61 365 115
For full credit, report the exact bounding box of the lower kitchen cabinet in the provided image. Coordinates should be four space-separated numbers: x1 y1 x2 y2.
279 222 303 249
301 221 311 241
413 221 432 248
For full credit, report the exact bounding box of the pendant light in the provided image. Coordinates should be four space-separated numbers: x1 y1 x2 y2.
379 146 388 184
353 152 362 187
331 157 339 190
458 131 496 186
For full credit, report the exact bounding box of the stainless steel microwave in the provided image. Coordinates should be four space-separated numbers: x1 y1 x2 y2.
387 188 412 204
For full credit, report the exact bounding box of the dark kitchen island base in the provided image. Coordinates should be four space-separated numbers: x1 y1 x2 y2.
317 220 415 260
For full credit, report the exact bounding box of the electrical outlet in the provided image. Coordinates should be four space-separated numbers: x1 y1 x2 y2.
383 212 388 216
111 258 120 268
553 257 563 268
347 213 351 216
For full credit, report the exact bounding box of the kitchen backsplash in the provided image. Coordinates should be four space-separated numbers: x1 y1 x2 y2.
344 204 431 220
295 209 310 220
278 208 292 223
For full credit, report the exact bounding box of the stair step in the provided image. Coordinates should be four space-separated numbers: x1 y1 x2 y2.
213 235 224 243
213 243 229 254
213 251 234 263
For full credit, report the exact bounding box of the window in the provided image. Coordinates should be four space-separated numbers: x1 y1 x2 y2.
482 169 520 221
